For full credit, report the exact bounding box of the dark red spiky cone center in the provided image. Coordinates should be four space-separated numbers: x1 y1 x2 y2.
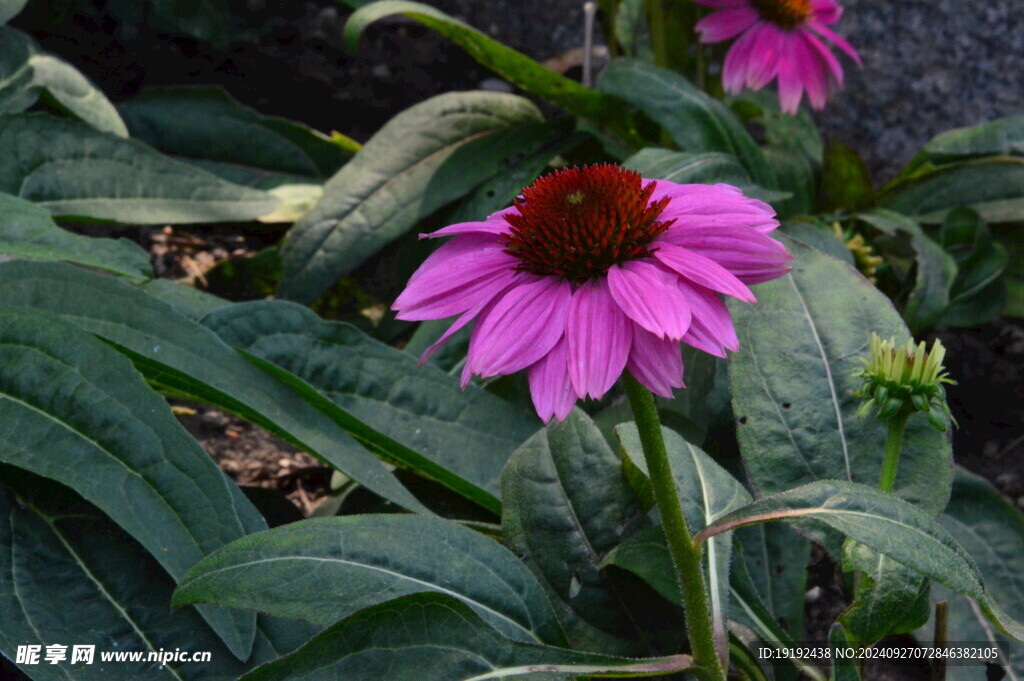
750 0 812 28
501 164 673 282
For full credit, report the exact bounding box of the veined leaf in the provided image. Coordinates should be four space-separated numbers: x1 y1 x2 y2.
0 26 127 136
343 1 619 125
695 480 1024 642
616 422 751 662
880 157 1024 224
277 92 546 303
918 116 1024 164
728 236 953 519
118 86 348 184
0 113 277 224
239 593 692 681
0 470 316 680
0 192 151 279
838 540 930 645
0 260 429 514
598 58 774 187
0 308 265 659
501 409 649 652
174 514 564 646
203 300 538 515
933 468 1024 681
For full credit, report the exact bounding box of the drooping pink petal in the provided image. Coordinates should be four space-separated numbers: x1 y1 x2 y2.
695 7 759 42
678 281 740 357
795 34 829 110
607 260 692 340
417 301 486 367
721 26 761 92
803 28 846 89
627 324 685 398
810 0 843 25
468 275 571 379
527 336 575 424
656 225 792 284
654 242 756 302
394 236 519 320
809 21 862 64
425 216 509 239
745 23 787 90
566 278 632 399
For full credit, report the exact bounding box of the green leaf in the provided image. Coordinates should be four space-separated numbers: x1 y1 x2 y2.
0 260 429 514
622 147 790 203
780 220 854 266
598 58 774 187
0 0 27 24
0 192 152 279
0 27 127 137
937 207 1008 327
138 277 232 321
728 235 953 516
0 470 316 680
614 0 653 61
343 2 618 126
501 409 649 652
762 145 815 217
239 593 692 681
277 92 545 303
880 157 1024 224
736 522 811 640
857 209 958 332
933 468 1024 680
838 540 930 645
696 479 1024 642
0 112 277 224
0 307 266 659
822 141 874 213
118 86 348 183
919 116 1024 162
615 422 751 662
174 514 564 646
203 300 539 515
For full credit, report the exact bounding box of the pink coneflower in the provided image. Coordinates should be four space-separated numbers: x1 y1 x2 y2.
393 164 791 423
695 0 861 114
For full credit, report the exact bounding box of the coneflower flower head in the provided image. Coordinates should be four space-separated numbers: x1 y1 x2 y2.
855 333 956 431
695 0 861 114
394 164 793 423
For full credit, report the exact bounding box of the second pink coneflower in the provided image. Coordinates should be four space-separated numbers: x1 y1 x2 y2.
695 0 861 114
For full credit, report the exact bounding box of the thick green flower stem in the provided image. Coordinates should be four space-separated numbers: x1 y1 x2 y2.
622 373 727 681
878 411 910 493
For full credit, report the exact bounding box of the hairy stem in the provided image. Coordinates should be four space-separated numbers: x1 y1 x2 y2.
879 411 910 493
622 373 727 681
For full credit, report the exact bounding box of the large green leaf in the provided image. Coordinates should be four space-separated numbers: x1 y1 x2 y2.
277 92 546 303
118 86 348 184
880 157 1024 224
501 409 649 652
0 260 428 514
239 593 692 681
616 422 751 661
0 113 277 223
856 209 958 332
0 0 26 24
934 468 1024 681
343 2 619 126
0 193 152 279
598 58 774 187
174 514 564 646
203 300 538 514
937 207 1008 327
728 236 953 517
735 522 811 640
917 116 1024 164
695 480 1024 641
622 147 789 203
0 27 127 137
0 307 265 659
0 470 316 681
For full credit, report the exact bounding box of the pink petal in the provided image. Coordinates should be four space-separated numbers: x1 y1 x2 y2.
745 23 787 90
527 336 576 423
696 7 759 42
607 260 692 340
678 282 740 357
803 27 845 88
810 0 842 25
417 302 484 367
777 42 804 114
468 275 571 378
566 278 632 400
653 242 756 303
721 26 761 91
656 225 792 284
662 213 781 235
394 236 519 320
808 21 861 64
425 215 509 239
627 324 685 398
795 35 829 110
